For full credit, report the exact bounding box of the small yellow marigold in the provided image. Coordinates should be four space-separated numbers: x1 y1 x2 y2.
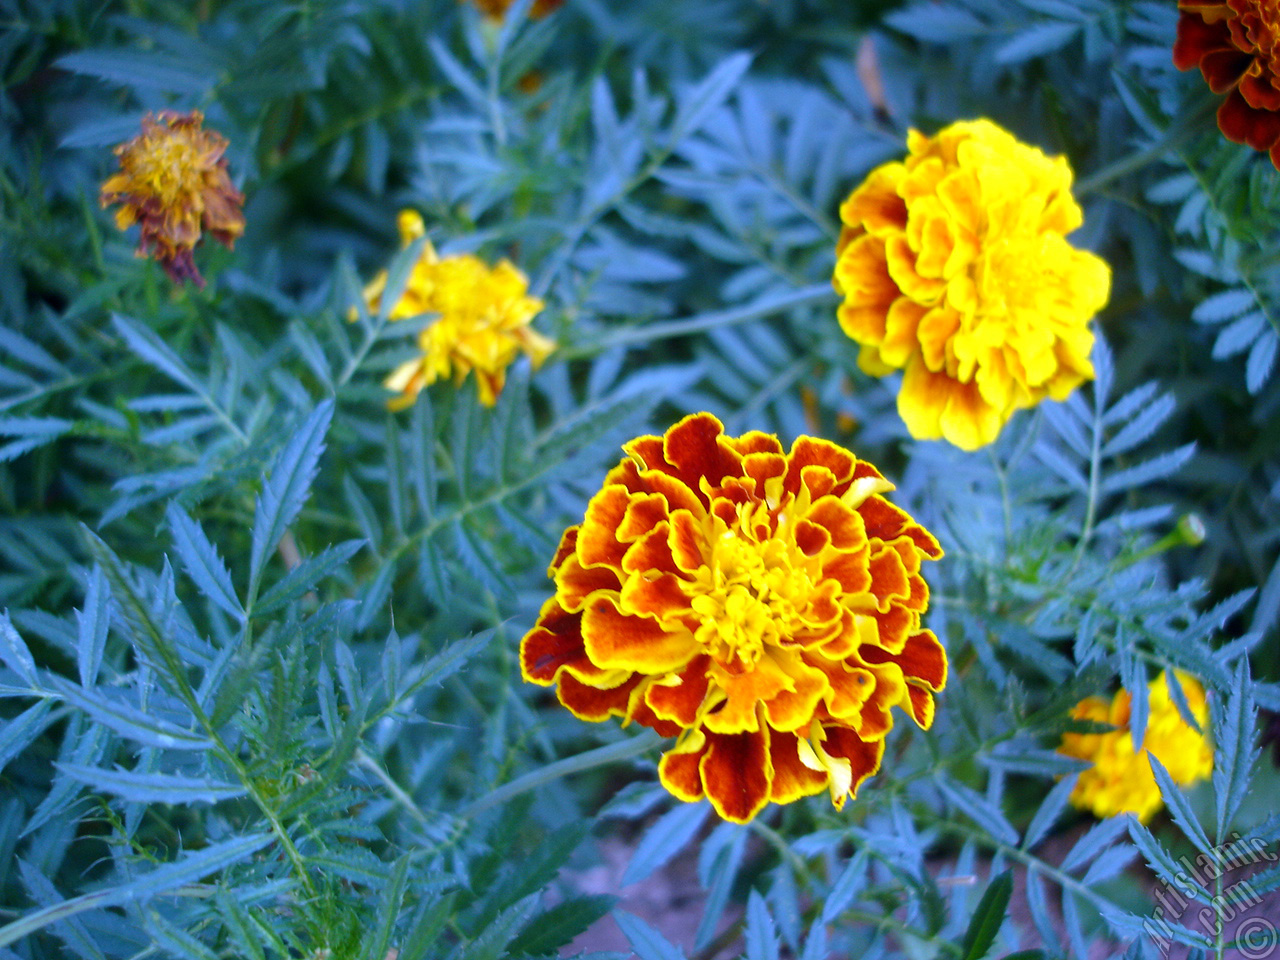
100 111 245 288
520 412 946 823
833 119 1111 451
1058 671 1213 823
365 211 554 409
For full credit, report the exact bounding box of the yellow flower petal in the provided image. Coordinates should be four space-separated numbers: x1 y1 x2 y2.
833 118 1111 449
362 210 554 408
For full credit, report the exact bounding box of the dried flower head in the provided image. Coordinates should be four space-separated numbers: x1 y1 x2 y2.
520 413 946 823
833 119 1111 451
466 0 564 20
1175 0 1280 168
365 211 554 409
1058 671 1213 823
100 111 245 288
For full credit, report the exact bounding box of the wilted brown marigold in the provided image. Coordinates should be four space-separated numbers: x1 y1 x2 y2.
1174 0 1280 169
520 413 946 823
100 111 245 287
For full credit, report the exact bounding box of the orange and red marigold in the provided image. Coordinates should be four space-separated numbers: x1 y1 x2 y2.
1175 0 1280 170
100 110 245 288
519 413 946 823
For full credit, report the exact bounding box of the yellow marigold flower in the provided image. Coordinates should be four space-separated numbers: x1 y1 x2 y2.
833 119 1111 451
466 0 564 20
520 412 946 823
1058 671 1213 823
366 211 554 409
99 111 245 288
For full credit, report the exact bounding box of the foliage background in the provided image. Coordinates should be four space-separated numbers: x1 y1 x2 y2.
0 0 1278 958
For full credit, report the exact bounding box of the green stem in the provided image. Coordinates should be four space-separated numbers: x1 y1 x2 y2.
1075 92 1221 198
559 283 835 360
0 886 214 950
458 731 662 819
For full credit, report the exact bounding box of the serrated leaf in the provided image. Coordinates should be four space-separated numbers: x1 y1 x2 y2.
0 417 72 463
1100 443 1196 494
1213 312 1266 359
55 764 246 804
670 52 753 144
145 913 219 960
1081 844 1138 885
166 503 243 621
613 910 687 960
1128 819 1204 903
508 895 615 956
821 850 868 924
694 825 746 951
995 22 1079 64
1149 755 1214 855
745 890 779 960
0 614 37 686
0 700 54 774
1102 393 1174 458
1021 776 1078 851
57 49 213 93
76 566 111 686
429 37 487 107
1024 872 1056 947
621 801 710 886
47 676 211 751
248 400 334 599
1060 815 1130 873
961 870 1012 960
1246 332 1277 394
883 4 988 41
1213 659 1259 836
1033 441 1088 492
111 314 205 399
253 540 363 616
0 834 273 949
1191 288 1255 324
938 780 1018 845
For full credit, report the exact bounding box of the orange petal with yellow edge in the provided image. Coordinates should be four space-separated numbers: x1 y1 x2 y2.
645 655 712 725
581 595 698 673
768 730 831 804
701 728 773 823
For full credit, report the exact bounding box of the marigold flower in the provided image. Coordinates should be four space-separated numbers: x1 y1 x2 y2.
366 211 554 409
833 119 1111 451
99 111 245 288
1174 0 1280 169
466 0 564 20
1058 671 1213 823
520 413 946 823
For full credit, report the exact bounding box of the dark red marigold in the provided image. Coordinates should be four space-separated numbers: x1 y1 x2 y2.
1174 0 1280 169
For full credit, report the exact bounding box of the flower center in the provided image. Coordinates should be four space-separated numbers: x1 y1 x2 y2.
130 133 205 206
688 502 814 671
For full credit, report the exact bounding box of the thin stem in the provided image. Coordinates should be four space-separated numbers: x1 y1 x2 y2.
357 748 431 826
988 446 1014 552
458 731 662 819
1075 91 1221 198
559 283 835 360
